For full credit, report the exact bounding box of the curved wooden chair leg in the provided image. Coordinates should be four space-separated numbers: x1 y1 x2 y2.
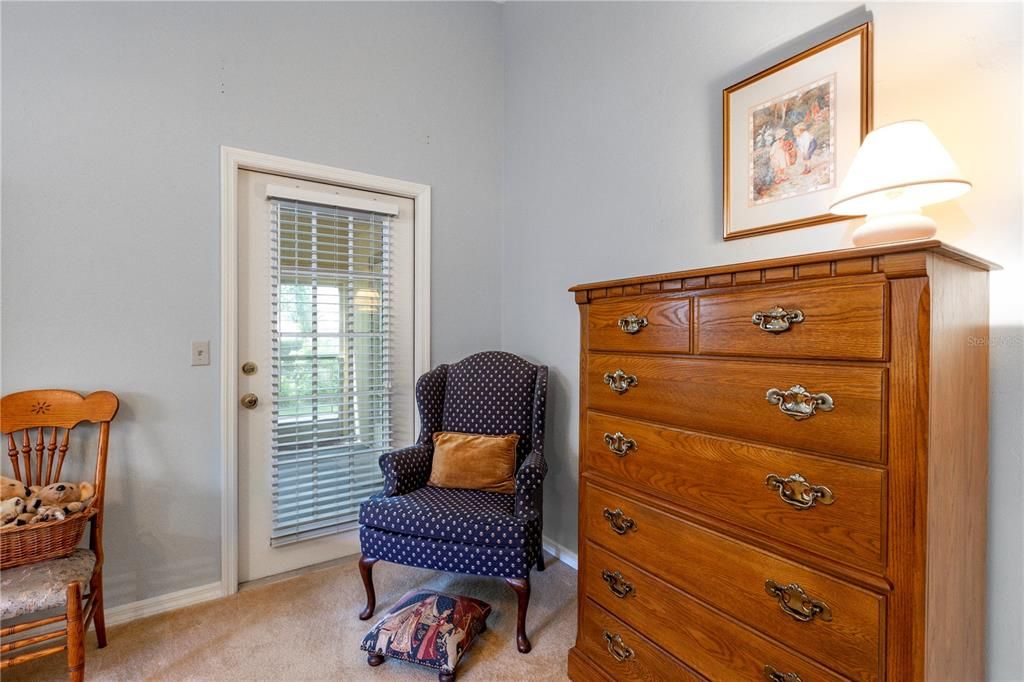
359 555 379 620
66 581 85 682
505 577 532 653
92 574 108 648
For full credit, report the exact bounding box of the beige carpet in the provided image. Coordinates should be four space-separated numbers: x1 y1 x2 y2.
4 554 577 681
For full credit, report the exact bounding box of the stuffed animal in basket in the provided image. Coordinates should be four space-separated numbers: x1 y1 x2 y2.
1 476 94 527
27 482 95 516
1 496 28 526
1 475 32 502
1 475 32 526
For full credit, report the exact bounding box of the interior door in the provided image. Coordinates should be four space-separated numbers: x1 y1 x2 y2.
237 169 414 583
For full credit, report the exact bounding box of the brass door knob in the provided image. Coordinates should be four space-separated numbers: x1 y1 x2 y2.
240 393 259 409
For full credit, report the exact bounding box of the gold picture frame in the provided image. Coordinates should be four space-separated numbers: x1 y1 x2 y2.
723 23 873 240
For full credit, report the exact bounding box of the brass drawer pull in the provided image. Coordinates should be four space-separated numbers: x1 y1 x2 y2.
602 507 637 535
601 569 635 598
765 580 832 623
752 306 804 333
602 631 635 662
764 665 804 682
766 384 834 420
765 473 834 510
618 314 648 334
603 432 637 457
603 369 638 394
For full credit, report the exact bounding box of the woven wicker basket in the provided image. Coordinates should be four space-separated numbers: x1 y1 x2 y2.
0 506 96 570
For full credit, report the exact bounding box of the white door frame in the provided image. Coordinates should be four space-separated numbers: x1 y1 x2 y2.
219 146 431 596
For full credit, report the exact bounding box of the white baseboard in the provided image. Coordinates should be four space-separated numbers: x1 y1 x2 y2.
542 536 578 570
105 539 574 627
105 581 224 626
14 581 225 636
19 539 572 633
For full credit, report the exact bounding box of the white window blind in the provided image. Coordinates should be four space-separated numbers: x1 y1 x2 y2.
269 197 393 546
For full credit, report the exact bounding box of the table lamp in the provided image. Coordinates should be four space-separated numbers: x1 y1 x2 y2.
830 120 971 246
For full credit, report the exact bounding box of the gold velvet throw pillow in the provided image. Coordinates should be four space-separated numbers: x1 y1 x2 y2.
428 432 519 495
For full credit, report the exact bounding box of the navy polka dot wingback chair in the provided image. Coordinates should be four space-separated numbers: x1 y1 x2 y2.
357 351 548 653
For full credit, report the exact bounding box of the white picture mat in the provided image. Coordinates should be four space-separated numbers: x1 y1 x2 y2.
727 35 863 234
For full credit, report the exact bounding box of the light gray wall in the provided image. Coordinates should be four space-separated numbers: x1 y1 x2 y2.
501 2 1022 679
1 1 504 605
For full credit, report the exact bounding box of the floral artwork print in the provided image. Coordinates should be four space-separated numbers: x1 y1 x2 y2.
748 75 836 205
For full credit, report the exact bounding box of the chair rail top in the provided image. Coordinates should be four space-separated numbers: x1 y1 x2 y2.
1 390 119 432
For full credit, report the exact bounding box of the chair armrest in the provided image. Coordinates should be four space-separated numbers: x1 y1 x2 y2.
514 449 547 518
379 443 434 497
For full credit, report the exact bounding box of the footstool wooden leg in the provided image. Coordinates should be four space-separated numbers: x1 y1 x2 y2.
439 671 456 682
367 653 386 667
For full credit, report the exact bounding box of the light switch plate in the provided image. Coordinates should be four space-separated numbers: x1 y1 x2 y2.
191 341 211 366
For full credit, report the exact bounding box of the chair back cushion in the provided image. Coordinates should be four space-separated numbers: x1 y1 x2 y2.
427 432 518 494
441 352 540 463
360 589 491 674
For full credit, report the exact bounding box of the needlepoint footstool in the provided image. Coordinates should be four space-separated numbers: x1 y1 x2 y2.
361 590 491 682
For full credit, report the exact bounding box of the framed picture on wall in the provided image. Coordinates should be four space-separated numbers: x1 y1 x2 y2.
723 23 872 240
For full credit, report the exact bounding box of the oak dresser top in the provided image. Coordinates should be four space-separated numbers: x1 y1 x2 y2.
570 240 998 303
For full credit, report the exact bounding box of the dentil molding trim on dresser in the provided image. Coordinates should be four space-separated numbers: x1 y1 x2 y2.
567 241 997 682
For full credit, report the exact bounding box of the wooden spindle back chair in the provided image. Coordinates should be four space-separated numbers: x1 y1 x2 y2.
1 390 119 682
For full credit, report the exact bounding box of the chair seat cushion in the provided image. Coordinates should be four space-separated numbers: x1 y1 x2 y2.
361 589 491 675
359 487 537 548
0 548 95 620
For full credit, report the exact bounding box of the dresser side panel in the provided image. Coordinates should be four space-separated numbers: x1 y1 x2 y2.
886 277 931 681
924 256 990 681
573 304 590 658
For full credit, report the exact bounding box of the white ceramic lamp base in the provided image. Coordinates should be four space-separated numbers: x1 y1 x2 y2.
851 207 937 246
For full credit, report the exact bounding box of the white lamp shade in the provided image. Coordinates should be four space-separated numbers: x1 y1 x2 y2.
830 120 971 216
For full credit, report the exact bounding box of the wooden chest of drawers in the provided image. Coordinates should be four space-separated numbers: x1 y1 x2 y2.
567 242 995 682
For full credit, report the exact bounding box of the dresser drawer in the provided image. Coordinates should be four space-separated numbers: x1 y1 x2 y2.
583 411 886 569
582 546 848 682
583 482 884 680
587 296 690 353
695 279 888 360
587 354 885 462
579 599 703 682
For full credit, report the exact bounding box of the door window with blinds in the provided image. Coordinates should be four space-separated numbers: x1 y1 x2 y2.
266 185 414 546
